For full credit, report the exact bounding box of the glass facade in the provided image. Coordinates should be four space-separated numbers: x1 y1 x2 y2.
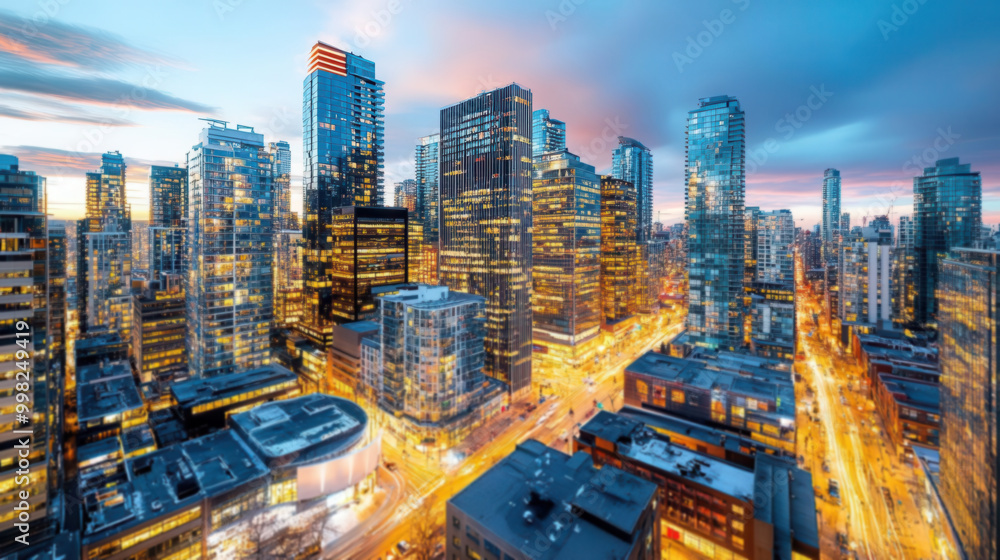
600 176 638 331
0 155 55 542
149 165 187 228
612 136 654 243
531 108 566 158
838 223 893 325
747 282 796 360
302 42 384 346
893 215 916 323
685 96 746 350
532 149 601 371
186 123 273 378
393 179 417 212
744 206 760 286
78 152 131 337
821 168 840 259
439 84 533 395
416 133 440 244
937 249 998 559
913 157 982 325
756 209 794 285
378 285 486 434
148 226 185 281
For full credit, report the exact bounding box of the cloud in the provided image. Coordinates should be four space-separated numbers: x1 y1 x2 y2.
0 145 178 179
0 69 216 113
0 10 180 70
0 104 133 126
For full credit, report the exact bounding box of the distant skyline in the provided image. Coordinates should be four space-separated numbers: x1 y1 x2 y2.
1 0 998 227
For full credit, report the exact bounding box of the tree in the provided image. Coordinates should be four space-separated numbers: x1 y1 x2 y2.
408 496 441 560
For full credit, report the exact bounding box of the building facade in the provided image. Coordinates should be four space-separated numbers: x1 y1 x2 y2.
913 158 982 325
416 133 440 244
937 248 998 559
532 150 601 371
439 84 533 395
302 41 385 346
686 96 746 350
393 179 417 212
612 136 654 243
821 168 841 260
186 122 273 378
600 176 638 335
531 108 566 158
756 209 794 285
838 222 893 328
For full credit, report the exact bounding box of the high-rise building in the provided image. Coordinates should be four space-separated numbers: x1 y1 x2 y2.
133 273 187 386
744 206 761 285
685 95 746 350
747 282 796 360
612 136 654 242
269 140 302 328
600 176 638 336
838 220 893 328
148 226 185 282
48 224 67 376
531 108 566 158
302 41 385 347
149 164 187 228
373 284 497 447
821 168 841 259
393 178 417 212
756 209 795 284
840 212 851 236
78 151 132 338
186 122 273 378
439 84 533 395
532 149 601 372
937 248 998 559
0 155 57 545
914 157 982 325
415 133 440 244
893 215 917 324
268 141 292 230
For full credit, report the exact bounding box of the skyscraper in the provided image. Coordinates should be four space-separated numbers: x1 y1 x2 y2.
612 136 654 242
78 151 132 338
302 41 384 347
415 133 440 243
269 140 301 328
937 248 998 559
531 108 566 158
744 206 761 285
821 168 841 259
893 215 916 323
532 149 601 372
269 140 292 230
0 155 56 544
913 157 982 325
148 164 187 283
440 84 533 395
600 176 638 334
756 209 795 284
186 121 273 378
685 95 746 350
838 220 893 327
393 179 417 212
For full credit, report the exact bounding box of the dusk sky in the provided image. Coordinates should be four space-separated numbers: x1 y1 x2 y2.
1 0 997 227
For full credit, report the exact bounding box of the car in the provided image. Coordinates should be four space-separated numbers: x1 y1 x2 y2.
384 462 397 471
397 540 411 555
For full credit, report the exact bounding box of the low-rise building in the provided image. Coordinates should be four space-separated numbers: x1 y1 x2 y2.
872 374 940 461
576 411 819 560
624 351 796 455
746 282 796 361
76 360 146 446
330 320 380 399
448 439 660 560
170 365 300 436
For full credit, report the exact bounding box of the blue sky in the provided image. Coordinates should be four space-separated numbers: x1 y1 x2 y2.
1 0 997 227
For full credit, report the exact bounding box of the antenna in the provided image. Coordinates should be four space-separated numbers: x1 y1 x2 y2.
199 117 229 129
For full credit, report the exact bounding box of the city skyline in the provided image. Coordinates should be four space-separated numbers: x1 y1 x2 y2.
1 1 998 228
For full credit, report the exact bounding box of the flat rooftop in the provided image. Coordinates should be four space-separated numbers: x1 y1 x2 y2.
82 430 267 545
879 374 941 413
616 406 784 457
77 359 131 384
170 365 297 409
229 393 368 464
337 320 380 334
77 365 143 424
449 440 657 560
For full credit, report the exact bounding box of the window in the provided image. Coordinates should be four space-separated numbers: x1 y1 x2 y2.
484 539 500 557
732 504 744 516
453 516 460 528
453 537 461 548
466 546 482 560
671 390 685 404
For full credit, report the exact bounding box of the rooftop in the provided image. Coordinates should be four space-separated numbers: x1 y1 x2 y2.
379 283 485 308
449 440 657 560
337 320 380 334
616 406 785 458
170 365 297 409
77 365 143 424
879 374 941 413
229 393 368 465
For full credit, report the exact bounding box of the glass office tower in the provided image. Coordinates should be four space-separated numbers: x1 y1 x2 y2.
937 249 998 560
685 95 746 350
393 179 417 212
186 122 273 378
302 41 384 347
416 133 440 244
612 136 654 243
78 151 132 337
821 168 841 261
744 206 760 285
532 149 601 372
440 84 533 395
600 176 638 334
0 155 56 545
893 215 916 323
532 109 566 158
756 209 795 284
148 164 187 283
913 157 982 325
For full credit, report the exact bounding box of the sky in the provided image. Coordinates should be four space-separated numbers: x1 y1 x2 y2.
1 0 998 228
